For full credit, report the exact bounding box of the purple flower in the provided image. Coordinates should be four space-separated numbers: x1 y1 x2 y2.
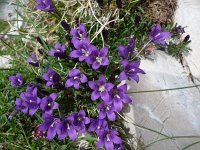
26 84 38 94
38 114 60 140
173 23 185 34
15 97 28 113
40 93 59 115
8 73 24 87
42 68 60 87
87 48 110 70
98 101 116 121
96 129 122 150
70 24 88 44
65 69 88 89
49 42 66 58
118 37 135 59
119 59 145 82
71 110 90 132
88 119 108 135
27 84 47 98
15 85 40 115
149 24 171 44
15 88 41 116
109 84 132 112
57 115 78 140
35 0 54 12
27 53 39 67
88 75 114 101
69 39 96 62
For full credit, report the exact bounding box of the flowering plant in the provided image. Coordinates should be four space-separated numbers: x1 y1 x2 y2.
1 0 179 149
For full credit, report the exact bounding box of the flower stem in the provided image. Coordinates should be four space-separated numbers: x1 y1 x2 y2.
58 58 63 71
127 84 200 94
182 141 200 150
145 136 200 148
132 40 151 60
117 113 171 138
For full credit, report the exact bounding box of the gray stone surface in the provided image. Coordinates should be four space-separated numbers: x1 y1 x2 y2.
124 0 200 149
0 55 12 68
0 0 14 68
0 0 16 20
0 0 25 68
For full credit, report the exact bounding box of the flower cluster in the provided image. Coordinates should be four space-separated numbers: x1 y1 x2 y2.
10 17 171 149
70 24 110 70
117 37 145 82
15 85 41 116
38 110 90 140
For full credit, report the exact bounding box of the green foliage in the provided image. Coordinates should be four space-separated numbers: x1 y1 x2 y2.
158 23 192 57
0 20 10 33
167 40 191 57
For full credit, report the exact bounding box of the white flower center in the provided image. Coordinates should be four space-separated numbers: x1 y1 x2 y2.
77 117 82 121
73 76 79 80
56 49 61 52
115 94 120 99
78 30 84 40
99 85 105 92
51 120 59 127
50 76 53 80
96 57 103 63
106 134 111 141
106 106 110 111
48 103 51 106
155 33 161 38
131 68 135 72
17 79 22 83
29 100 33 103
67 124 70 130
81 49 89 57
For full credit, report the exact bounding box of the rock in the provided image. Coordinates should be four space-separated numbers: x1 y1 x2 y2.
0 0 16 20
175 0 200 79
0 55 12 68
124 0 200 149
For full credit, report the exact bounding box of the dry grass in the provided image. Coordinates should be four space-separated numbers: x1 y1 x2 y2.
142 0 177 23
